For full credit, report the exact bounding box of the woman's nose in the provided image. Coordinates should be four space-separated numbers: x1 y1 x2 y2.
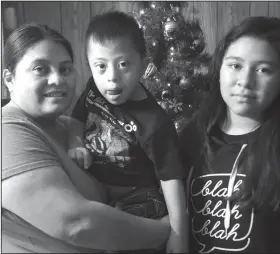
48 71 64 86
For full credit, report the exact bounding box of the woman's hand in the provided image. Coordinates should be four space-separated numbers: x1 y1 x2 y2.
68 147 92 169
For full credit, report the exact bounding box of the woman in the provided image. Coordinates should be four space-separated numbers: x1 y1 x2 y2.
180 17 280 253
2 24 170 253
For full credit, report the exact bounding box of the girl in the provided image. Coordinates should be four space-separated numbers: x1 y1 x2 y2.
180 16 280 253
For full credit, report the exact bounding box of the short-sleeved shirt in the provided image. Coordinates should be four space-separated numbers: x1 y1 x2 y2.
72 77 186 187
180 118 280 253
2 105 101 253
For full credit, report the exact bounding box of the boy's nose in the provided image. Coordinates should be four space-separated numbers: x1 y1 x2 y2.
107 66 118 82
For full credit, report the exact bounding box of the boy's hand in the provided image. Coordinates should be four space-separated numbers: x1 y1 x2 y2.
68 147 92 169
166 230 188 253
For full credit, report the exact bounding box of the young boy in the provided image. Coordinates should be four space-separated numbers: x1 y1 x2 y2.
69 11 188 253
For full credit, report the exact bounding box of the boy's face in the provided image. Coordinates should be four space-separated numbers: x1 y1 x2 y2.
87 36 145 105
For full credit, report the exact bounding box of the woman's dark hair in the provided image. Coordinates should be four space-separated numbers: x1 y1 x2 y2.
85 11 146 59
4 23 74 74
198 16 280 210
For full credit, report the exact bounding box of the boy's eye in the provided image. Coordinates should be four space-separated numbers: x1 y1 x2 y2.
95 63 106 70
33 66 49 75
118 61 128 68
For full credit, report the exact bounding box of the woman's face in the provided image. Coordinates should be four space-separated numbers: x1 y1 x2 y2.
8 39 76 118
219 36 280 121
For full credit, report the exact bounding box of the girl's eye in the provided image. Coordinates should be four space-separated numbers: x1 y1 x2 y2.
257 67 272 74
33 66 49 75
118 61 128 68
229 63 241 70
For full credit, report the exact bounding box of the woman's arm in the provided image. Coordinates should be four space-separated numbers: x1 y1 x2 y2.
2 119 169 251
3 166 169 251
61 115 85 149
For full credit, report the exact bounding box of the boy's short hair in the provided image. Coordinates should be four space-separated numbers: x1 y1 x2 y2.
85 11 146 58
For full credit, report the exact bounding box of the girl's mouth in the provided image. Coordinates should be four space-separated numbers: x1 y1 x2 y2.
107 89 122 95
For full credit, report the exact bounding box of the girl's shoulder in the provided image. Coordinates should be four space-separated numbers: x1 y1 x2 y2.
179 116 201 144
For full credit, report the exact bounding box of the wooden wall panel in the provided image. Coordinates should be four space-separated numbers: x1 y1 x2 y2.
23 1 62 33
182 1 194 22
90 1 117 16
269 1 280 17
250 2 269 16
217 2 250 42
61 2 91 95
193 1 218 54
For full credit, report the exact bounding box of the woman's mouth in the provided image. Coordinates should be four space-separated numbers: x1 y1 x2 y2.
44 92 66 97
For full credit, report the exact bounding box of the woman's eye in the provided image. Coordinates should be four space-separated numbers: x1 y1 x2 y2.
33 66 48 75
60 66 74 76
118 61 128 68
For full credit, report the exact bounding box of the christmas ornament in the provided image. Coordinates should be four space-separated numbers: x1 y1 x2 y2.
139 9 145 15
191 38 205 53
164 18 179 41
149 1 161 9
158 101 168 111
161 90 170 100
194 64 208 76
144 62 157 78
179 76 192 89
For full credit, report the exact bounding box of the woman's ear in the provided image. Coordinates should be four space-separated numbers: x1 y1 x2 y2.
3 69 14 93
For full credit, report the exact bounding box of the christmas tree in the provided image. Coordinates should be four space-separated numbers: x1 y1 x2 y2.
132 1 210 133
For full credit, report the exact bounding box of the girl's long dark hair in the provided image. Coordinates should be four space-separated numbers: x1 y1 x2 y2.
197 16 280 211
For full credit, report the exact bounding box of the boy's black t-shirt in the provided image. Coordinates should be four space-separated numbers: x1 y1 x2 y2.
72 77 186 187
180 118 280 253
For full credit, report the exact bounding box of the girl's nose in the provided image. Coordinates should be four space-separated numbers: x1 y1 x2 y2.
237 68 255 89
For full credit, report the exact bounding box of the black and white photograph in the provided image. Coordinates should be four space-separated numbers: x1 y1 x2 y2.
2 1 280 253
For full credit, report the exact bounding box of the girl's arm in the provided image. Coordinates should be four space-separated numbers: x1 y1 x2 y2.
161 179 189 253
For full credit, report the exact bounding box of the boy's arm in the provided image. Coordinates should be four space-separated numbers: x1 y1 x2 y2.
161 179 189 253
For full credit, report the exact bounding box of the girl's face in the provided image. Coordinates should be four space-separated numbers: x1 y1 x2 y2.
87 37 145 105
5 39 76 118
219 36 280 121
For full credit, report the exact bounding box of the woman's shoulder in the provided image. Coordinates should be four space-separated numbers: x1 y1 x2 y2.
2 103 27 119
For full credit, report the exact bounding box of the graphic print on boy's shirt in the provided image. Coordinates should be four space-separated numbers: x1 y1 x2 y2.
191 173 254 253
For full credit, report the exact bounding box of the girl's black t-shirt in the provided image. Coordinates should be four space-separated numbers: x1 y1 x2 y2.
180 119 280 253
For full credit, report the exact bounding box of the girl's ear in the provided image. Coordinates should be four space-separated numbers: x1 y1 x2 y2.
3 69 14 93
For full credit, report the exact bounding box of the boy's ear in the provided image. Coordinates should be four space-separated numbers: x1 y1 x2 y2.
3 69 14 93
